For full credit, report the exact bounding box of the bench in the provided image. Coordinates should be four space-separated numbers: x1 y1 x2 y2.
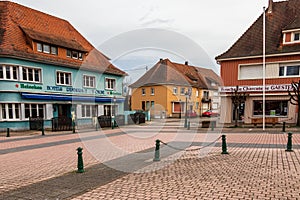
251 117 278 127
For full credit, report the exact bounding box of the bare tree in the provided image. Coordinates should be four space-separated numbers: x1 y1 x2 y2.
288 80 300 126
231 86 247 127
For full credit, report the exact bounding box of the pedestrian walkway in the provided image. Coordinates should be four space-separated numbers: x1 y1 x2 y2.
1 120 300 199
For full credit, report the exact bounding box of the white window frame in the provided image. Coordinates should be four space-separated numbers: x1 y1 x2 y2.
1 103 20 120
0 65 19 80
81 105 97 118
279 65 300 77
173 87 178 95
56 71 72 86
83 75 96 88
151 88 155 95
24 104 45 119
21 66 42 83
105 78 116 90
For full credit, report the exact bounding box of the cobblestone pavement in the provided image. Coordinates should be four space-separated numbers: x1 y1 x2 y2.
1 119 300 199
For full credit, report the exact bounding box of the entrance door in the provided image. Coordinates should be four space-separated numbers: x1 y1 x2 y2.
58 104 71 118
232 102 245 121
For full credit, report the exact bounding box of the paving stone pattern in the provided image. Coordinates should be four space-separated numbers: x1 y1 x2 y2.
1 120 300 199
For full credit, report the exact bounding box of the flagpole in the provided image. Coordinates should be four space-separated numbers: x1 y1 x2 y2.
263 6 266 131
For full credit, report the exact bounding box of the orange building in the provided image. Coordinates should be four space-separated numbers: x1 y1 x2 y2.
130 59 221 118
216 0 300 124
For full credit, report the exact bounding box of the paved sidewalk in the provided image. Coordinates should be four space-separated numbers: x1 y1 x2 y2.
1 120 300 199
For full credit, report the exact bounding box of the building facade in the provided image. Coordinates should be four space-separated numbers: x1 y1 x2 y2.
130 59 221 118
216 0 300 124
0 2 126 131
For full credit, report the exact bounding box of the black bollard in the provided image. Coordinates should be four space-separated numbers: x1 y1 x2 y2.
282 122 286 132
221 135 229 154
41 120 45 136
211 121 215 131
187 121 190 130
72 120 75 133
77 147 84 173
286 132 293 152
6 128 10 137
153 139 161 161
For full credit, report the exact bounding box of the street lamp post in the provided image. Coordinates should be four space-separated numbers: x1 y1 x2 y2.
184 92 189 128
112 96 116 129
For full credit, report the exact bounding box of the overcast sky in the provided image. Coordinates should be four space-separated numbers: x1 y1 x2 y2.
13 0 268 81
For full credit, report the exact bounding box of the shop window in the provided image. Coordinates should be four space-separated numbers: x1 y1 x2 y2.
253 100 288 116
82 105 97 118
25 104 45 118
56 71 72 85
105 78 116 90
1 103 20 120
83 75 95 88
0 65 19 80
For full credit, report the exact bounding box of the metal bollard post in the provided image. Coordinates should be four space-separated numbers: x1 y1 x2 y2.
286 132 293 152
187 121 190 130
41 120 45 136
282 122 286 132
153 139 161 161
77 147 84 173
72 120 75 133
221 135 229 154
211 121 215 131
6 128 10 137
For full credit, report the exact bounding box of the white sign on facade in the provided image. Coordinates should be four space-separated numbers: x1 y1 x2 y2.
219 84 293 93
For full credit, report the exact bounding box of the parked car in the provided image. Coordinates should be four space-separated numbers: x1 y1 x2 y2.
202 110 219 117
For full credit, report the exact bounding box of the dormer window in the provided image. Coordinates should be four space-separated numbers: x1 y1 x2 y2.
36 42 57 55
67 49 83 60
294 32 300 41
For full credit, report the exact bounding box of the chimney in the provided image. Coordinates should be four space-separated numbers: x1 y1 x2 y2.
160 58 163 62
267 0 273 14
185 61 188 65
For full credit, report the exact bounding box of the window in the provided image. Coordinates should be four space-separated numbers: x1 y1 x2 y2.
1 103 20 120
142 101 146 111
0 65 18 80
173 87 178 94
196 90 199 97
151 88 155 95
294 33 300 41
83 75 95 88
37 43 42 52
82 105 97 118
67 50 72 58
279 65 300 77
239 65 263 80
25 104 45 118
51 46 57 55
180 88 185 95
56 71 72 85
22 67 41 82
253 100 288 116
142 88 145 95
43 44 50 53
105 78 116 90
66 49 84 60
37 42 57 55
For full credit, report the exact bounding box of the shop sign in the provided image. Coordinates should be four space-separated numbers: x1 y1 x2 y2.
16 83 42 90
46 85 106 96
219 84 293 93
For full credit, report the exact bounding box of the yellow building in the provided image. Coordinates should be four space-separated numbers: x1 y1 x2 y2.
130 59 221 118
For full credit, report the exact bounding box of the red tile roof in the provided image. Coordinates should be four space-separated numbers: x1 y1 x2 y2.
0 1 126 76
216 0 300 61
130 58 221 89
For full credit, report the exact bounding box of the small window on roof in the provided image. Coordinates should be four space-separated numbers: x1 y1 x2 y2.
294 33 300 41
37 43 42 52
43 44 50 53
72 51 78 59
67 50 71 58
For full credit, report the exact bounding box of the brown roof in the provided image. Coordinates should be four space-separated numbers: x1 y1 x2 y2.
216 0 300 61
130 58 221 89
0 1 126 76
